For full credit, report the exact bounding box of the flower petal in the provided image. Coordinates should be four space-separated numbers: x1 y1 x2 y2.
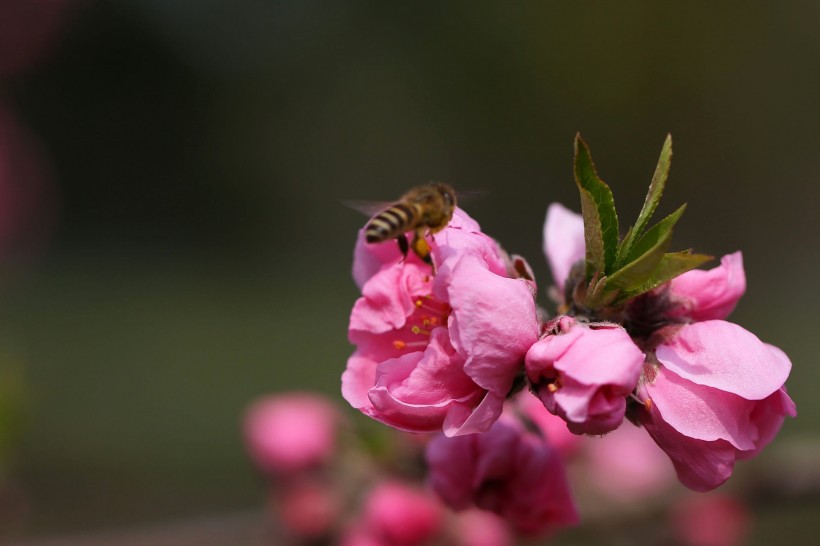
644 367 757 450
668 251 746 321
543 203 585 292
656 321 790 400
443 255 539 394
639 407 737 492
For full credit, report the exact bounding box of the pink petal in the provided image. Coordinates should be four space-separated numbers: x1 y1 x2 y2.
639 406 737 492
351 229 404 289
737 386 796 461
656 321 790 400
443 392 505 437
645 367 757 450
543 203 585 292
349 261 431 335
342 351 379 410
668 251 746 321
444 255 539 395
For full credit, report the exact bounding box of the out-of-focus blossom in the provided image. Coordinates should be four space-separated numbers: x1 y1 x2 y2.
344 209 539 436
425 416 578 535
276 481 340 539
638 322 796 491
526 316 644 435
582 422 676 502
361 481 443 546
670 494 751 546
0 103 55 259
451 509 513 546
667 252 746 322
543 202 585 293
0 0 77 79
517 392 581 458
243 392 341 475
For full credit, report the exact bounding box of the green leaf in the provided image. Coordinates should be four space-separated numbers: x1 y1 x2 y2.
574 134 619 277
625 203 687 265
617 134 673 268
612 251 713 305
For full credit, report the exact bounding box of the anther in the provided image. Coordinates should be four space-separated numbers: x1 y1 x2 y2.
411 325 432 336
393 340 407 349
547 383 559 393
644 398 653 411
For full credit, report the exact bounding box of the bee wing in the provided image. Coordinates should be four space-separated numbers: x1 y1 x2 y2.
342 199 395 218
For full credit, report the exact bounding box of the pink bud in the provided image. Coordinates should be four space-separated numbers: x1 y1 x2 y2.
526 317 644 435
362 481 443 546
243 392 340 475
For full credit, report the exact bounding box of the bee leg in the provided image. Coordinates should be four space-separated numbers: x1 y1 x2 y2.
397 233 410 260
411 233 433 265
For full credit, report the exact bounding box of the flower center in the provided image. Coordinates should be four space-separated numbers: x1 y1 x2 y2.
391 294 451 351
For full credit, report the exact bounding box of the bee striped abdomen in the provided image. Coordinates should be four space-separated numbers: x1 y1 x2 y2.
365 203 418 243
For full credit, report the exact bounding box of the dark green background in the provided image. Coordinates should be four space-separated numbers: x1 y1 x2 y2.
2 1 817 542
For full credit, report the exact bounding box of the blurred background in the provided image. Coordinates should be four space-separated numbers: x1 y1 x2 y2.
0 0 817 544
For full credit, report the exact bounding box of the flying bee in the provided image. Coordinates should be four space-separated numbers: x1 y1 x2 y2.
362 182 457 264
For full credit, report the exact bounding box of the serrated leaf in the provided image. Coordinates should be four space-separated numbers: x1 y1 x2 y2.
617 134 673 268
574 134 619 277
612 251 713 305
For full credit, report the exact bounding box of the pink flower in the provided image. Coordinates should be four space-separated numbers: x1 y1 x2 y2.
525 316 645 435
425 416 579 535
451 509 513 546
637 321 796 491
582 422 676 502
543 203 585 293
361 481 444 546
517 392 581 458
344 209 540 436
243 393 341 475
667 252 746 321
670 494 751 546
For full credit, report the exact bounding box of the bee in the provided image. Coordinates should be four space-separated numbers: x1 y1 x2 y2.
363 182 457 264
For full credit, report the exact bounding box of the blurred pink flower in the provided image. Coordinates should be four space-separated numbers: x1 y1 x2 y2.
0 102 55 258
638 322 796 491
582 422 676 502
451 509 513 546
344 209 539 436
276 481 340 539
243 392 340 475
526 316 644 435
361 481 444 546
517 392 581 458
670 493 751 546
425 416 578 535
0 0 77 79
543 203 585 293
667 252 746 322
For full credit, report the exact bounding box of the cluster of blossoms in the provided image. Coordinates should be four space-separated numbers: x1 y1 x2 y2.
342 135 795 535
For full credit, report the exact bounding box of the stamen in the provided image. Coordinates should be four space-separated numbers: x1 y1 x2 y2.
644 398 653 411
547 383 559 393
411 325 432 336
394 339 428 350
